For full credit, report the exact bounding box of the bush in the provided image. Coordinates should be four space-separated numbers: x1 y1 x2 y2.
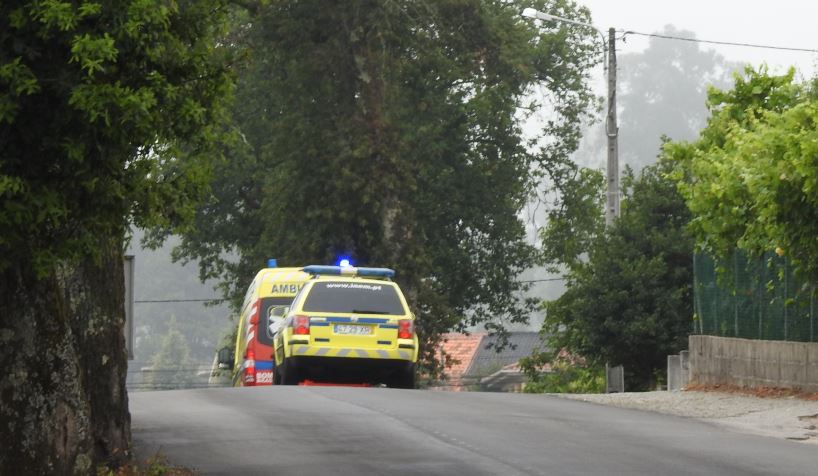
520 350 604 394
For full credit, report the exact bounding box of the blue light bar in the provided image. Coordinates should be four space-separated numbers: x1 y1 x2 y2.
302 265 348 276
302 265 395 278
267 258 278 268
355 267 396 278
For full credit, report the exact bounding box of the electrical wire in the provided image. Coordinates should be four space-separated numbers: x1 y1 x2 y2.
622 30 818 53
134 279 568 302
135 298 227 303
519 277 566 283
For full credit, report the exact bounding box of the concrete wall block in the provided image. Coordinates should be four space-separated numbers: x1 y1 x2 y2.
688 335 818 391
807 346 818 390
712 337 727 378
756 340 780 385
667 355 681 391
741 340 755 378
688 336 705 383
803 353 818 391
700 336 718 384
728 339 744 378
748 342 776 387
729 339 747 387
778 342 807 388
679 350 690 388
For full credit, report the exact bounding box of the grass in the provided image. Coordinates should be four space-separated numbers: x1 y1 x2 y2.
98 452 195 476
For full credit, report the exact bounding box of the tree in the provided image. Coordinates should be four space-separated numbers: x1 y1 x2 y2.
668 67 818 279
0 2 233 472
569 25 738 172
129 230 231 367
527 27 741 391
165 0 601 373
520 349 604 393
617 26 738 170
539 162 606 274
539 159 693 390
147 317 195 390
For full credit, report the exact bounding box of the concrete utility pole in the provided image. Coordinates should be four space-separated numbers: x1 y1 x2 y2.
522 9 620 227
605 27 619 227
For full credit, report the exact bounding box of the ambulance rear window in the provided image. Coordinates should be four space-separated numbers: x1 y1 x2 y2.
303 282 406 315
258 297 293 346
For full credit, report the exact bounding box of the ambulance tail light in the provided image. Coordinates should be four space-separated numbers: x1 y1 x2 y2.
293 315 310 335
398 319 414 339
244 349 257 386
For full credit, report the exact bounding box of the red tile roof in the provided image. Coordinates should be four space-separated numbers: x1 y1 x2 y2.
437 332 486 388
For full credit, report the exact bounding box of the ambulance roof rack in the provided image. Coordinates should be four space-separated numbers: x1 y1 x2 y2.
302 265 395 279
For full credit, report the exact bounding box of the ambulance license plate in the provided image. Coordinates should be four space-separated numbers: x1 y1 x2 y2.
334 324 372 335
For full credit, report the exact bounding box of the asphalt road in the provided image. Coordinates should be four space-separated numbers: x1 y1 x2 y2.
130 386 817 475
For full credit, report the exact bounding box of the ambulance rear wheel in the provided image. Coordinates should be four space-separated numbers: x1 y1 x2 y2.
280 358 301 385
389 363 415 389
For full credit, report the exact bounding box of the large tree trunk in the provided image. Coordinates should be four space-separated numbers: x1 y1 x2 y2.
0 264 92 473
66 238 131 469
0 238 130 474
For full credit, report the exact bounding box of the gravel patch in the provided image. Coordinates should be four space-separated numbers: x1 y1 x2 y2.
554 391 818 442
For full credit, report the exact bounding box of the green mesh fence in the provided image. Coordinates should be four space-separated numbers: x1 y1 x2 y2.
694 252 816 342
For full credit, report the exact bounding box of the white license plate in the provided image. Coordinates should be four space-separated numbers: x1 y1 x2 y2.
334 324 372 335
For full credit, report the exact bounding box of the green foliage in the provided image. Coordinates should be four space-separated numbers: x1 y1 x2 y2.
165 0 601 369
147 317 195 389
540 159 693 390
540 162 605 273
0 0 235 274
1 2 235 468
520 351 604 393
524 364 604 394
97 452 193 476
669 67 818 281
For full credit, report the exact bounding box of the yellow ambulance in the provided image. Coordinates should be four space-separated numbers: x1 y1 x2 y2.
230 260 310 386
273 265 418 388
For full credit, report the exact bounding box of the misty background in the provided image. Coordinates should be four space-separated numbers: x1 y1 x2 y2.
128 2 818 388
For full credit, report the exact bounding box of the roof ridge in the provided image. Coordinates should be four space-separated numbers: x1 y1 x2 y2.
462 334 487 377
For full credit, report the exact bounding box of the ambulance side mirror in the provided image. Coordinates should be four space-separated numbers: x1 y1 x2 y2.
217 347 234 370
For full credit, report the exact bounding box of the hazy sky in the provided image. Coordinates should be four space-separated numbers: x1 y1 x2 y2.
578 0 818 79
520 2 818 320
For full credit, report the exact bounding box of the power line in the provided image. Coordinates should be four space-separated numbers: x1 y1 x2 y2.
135 278 568 300
135 298 227 303
623 30 818 54
519 277 566 283
128 368 212 373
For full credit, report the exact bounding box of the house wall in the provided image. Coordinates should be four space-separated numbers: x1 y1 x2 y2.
689 335 818 391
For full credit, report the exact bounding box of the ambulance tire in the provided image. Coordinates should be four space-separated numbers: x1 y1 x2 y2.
279 358 301 385
389 363 415 389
